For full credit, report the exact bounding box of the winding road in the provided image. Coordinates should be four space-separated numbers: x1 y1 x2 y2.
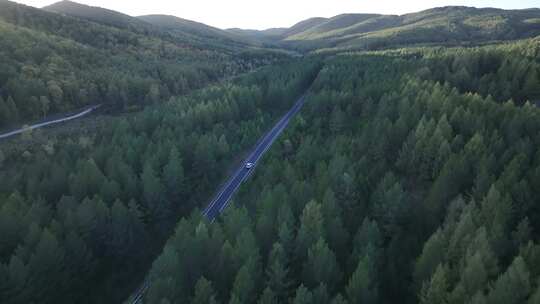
129 93 308 303
0 104 101 140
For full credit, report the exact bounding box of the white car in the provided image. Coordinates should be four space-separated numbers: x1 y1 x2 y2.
245 162 254 169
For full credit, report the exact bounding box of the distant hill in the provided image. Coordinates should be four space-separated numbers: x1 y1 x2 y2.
138 14 253 47
43 0 253 51
0 0 286 126
229 6 540 52
43 0 153 32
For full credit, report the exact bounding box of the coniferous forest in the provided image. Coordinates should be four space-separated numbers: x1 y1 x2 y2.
1 1 540 304
143 38 540 304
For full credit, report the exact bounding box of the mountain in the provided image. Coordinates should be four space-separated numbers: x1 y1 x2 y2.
230 6 540 52
138 14 253 47
0 0 285 127
43 0 153 32
43 0 255 51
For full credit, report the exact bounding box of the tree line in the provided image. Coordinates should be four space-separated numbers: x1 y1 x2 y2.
144 39 540 304
0 59 321 304
0 1 288 128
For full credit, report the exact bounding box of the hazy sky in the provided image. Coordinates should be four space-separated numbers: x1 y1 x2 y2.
12 0 540 29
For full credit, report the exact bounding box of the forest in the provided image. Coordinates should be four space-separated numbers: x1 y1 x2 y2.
1 1 540 304
0 60 321 303
0 0 287 128
230 6 540 52
143 38 540 304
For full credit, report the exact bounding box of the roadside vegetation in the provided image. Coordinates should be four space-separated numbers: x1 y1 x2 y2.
1 1 540 303
0 60 320 303
144 38 540 304
0 1 287 128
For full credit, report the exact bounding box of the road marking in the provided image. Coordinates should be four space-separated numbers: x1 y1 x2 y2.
209 95 306 216
130 92 309 303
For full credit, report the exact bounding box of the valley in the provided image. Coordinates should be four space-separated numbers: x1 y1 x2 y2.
0 1 539 304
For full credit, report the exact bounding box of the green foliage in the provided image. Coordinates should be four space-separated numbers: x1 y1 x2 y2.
0 0 287 126
420 264 449 304
234 7 540 52
486 256 531 304
0 59 320 303
292 285 313 304
192 277 218 304
302 238 342 292
3 15 540 304
145 43 540 304
346 254 378 304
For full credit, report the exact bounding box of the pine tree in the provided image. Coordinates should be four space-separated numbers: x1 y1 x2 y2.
321 189 349 258
70 158 106 200
230 259 257 304
292 285 313 304
331 294 348 304
372 174 406 235
0 149 5 169
228 294 242 304
100 179 121 203
302 238 341 292
141 161 168 221
312 283 330 304
5 254 28 303
163 147 185 203
465 227 499 278
39 96 50 118
217 134 230 157
414 228 446 290
487 256 531 304
469 291 487 304
257 287 277 304
351 218 382 269
330 106 345 133
278 222 294 258
192 277 218 304
26 229 66 302
419 264 449 304
346 254 378 304
480 185 513 257
0 96 11 127
266 243 291 301
460 251 488 297
216 241 236 297
523 68 540 100
64 231 95 298
529 282 540 304
146 245 181 302
6 96 19 124
109 200 135 257
296 200 324 260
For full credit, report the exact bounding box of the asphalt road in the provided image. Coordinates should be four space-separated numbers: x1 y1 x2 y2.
0 104 101 140
129 93 308 304
203 94 307 220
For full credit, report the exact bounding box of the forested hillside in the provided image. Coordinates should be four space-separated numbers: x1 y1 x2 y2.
0 60 321 303
143 38 540 303
137 14 254 47
44 1 254 51
0 0 285 128
230 6 540 52
1 1 540 304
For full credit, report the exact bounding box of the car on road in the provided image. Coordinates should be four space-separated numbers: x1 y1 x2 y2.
245 162 254 169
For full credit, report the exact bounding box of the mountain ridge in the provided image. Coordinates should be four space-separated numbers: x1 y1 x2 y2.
227 6 540 52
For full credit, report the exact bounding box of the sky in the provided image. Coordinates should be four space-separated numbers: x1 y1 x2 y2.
12 0 540 30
